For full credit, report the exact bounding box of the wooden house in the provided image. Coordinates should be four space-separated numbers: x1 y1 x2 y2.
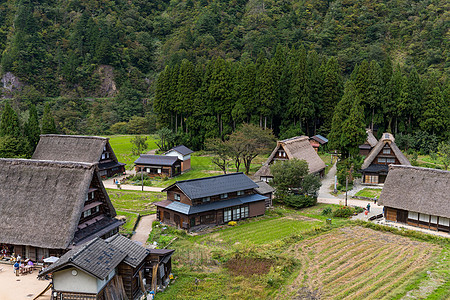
361 133 411 184
164 145 194 172
358 129 378 156
378 165 449 234
32 134 126 178
253 136 326 182
254 180 275 207
309 134 328 152
154 173 268 230
38 235 174 300
0 159 123 262
134 155 182 177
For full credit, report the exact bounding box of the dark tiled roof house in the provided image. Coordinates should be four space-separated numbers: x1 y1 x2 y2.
155 173 268 230
39 235 175 300
134 154 182 178
32 134 126 178
0 159 122 262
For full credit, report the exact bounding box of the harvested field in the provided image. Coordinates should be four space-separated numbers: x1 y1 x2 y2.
279 226 441 300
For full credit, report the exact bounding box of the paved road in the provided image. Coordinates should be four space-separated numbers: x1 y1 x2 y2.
131 214 157 246
317 162 383 219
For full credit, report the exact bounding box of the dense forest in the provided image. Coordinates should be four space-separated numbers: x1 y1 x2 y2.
0 0 448 152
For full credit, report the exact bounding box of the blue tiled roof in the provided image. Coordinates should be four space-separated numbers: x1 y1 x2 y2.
162 194 267 215
314 134 328 143
164 172 258 199
134 155 179 166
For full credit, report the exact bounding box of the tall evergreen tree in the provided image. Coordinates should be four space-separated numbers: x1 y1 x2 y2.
41 104 57 134
0 103 21 138
24 104 40 153
321 57 343 134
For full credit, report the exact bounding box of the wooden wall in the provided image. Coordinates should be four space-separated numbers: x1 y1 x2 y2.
249 201 266 218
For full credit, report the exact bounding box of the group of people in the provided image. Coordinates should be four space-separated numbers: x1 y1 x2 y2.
12 255 34 276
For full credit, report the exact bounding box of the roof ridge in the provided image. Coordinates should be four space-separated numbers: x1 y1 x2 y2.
0 158 96 169
390 164 450 173
174 172 244 184
40 134 108 141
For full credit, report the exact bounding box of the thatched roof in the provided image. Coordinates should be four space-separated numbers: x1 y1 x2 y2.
254 136 326 178
378 165 450 218
366 129 378 147
32 134 108 164
0 159 116 249
361 133 410 169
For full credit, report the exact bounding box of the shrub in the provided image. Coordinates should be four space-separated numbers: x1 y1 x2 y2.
321 207 332 215
354 206 364 213
284 194 317 209
332 206 354 218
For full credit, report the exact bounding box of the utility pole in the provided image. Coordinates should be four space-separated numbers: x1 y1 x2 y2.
345 176 348 207
141 167 144 191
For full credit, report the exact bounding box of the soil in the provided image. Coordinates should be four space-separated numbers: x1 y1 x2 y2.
225 257 273 276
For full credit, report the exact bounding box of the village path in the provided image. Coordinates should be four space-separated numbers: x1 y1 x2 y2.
102 169 164 192
131 214 157 247
317 162 384 218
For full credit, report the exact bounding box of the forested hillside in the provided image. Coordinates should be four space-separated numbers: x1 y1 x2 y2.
0 0 448 151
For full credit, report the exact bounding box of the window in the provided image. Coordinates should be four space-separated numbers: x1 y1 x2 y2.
378 158 386 163
419 214 429 222
408 211 418 220
224 208 232 223
202 197 210 203
386 158 395 164
430 216 437 224
92 206 99 214
438 217 449 226
237 191 245 196
383 148 391 154
174 193 181 201
233 206 240 220
83 210 92 218
220 193 228 199
365 175 378 184
157 168 162 174
240 206 249 219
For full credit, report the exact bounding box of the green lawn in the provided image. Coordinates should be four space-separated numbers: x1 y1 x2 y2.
116 210 139 236
107 188 164 215
105 135 158 168
198 217 321 246
354 188 382 199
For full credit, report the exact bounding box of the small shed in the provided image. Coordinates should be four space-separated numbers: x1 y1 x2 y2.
254 180 275 207
309 135 328 152
164 145 194 172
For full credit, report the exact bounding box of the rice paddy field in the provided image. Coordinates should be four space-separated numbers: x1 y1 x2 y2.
155 208 449 300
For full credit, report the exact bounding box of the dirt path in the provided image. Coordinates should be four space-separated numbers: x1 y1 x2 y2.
0 264 51 300
131 214 157 246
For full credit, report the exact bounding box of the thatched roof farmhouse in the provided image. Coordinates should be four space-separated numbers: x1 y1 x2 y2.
378 165 450 234
0 159 122 261
32 134 126 177
253 136 326 182
361 132 410 184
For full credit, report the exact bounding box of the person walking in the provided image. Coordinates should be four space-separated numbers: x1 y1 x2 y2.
13 261 20 276
366 203 371 213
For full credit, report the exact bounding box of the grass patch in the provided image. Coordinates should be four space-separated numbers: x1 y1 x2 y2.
105 134 158 168
354 188 382 199
107 188 164 215
199 217 321 246
115 210 139 236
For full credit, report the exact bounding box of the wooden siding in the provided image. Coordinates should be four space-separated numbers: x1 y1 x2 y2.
386 207 450 234
249 201 266 218
181 159 191 172
385 207 397 221
167 187 192 206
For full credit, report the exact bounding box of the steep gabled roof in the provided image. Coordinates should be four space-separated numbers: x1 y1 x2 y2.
32 134 108 163
366 129 378 147
106 234 149 268
0 159 117 249
134 155 180 166
165 145 194 156
39 238 127 280
163 173 258 199
378 165 450 218
361 133 410 169
254 136 326 178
